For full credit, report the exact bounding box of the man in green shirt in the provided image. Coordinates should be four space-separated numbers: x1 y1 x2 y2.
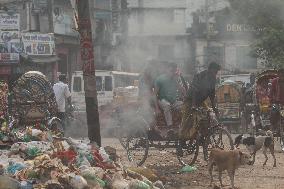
155 62 183 127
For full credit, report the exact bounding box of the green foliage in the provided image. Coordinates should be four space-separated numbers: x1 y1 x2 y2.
229 0 284 68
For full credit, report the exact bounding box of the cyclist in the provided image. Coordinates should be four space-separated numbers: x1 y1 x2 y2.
180 62 221 139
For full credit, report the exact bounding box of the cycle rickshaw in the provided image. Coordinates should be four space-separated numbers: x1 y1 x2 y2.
120 78 234 166
215 80 242 133
254 70 278 129
10 71 64 136
253 70 284 148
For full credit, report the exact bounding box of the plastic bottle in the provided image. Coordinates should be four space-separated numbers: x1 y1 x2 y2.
180 165 197 173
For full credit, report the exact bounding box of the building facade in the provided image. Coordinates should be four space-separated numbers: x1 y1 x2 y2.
125 0 191 73
186 1 264 74
0 0 57 83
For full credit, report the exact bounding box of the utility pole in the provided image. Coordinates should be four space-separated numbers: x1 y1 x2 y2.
76 0 101 146
47 0 54 33
205 0 210 68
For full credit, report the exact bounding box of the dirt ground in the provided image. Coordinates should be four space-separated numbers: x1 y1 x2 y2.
102 137 284 189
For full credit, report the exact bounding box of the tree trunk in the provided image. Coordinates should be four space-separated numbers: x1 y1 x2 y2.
76 0 101 146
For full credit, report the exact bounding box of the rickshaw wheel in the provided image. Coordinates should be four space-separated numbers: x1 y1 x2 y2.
176 139 199 166
126 130 149 166
203 126 234 161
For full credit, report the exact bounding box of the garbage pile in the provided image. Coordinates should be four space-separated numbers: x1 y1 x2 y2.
0 81 8 118
0 71 165 188
0 135 165 189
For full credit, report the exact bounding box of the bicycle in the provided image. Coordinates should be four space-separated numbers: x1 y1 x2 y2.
176 107 234 166
125 105 234 166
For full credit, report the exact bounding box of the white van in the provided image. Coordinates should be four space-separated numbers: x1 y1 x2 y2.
71 70 114 111
71 70 140 111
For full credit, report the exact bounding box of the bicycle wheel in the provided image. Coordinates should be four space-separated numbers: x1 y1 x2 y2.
203 126 234 161
126 130 149 166
176 139 199 166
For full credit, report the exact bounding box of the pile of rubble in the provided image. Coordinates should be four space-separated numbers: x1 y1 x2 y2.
0 129 165 189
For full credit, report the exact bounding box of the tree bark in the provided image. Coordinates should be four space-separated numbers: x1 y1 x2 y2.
76 0 101 146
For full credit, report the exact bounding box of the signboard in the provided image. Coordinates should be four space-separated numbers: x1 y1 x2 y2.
218 103 240 120
0 13 20 30
0 13 20 64
22 33 55 55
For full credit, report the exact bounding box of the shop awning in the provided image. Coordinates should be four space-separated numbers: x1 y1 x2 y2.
21 54 60 64
30 56 60 64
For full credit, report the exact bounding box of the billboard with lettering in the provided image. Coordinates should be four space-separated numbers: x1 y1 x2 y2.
0 13 20 64
22 33 56 55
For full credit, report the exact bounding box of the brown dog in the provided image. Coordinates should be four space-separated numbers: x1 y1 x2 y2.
208 148 251 189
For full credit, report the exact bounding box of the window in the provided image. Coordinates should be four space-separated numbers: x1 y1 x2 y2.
73 77 82 92
96 76 102 91
236 46 257 69
105 76 113 91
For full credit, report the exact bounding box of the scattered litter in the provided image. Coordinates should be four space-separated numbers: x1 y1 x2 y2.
180 165 197 173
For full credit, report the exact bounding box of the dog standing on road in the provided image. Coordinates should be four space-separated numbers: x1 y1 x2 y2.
234 130 276 167
208 148 251 189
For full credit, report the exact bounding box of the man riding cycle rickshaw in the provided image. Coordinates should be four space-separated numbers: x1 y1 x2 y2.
123 61 232 166
139 61 221 138
180 62 221 140
270 68 284 149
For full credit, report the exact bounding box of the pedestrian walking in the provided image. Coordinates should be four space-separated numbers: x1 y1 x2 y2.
53 74 71 128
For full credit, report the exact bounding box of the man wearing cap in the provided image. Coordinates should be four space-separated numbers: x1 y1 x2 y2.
180 62 221 139
53 74 71 128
